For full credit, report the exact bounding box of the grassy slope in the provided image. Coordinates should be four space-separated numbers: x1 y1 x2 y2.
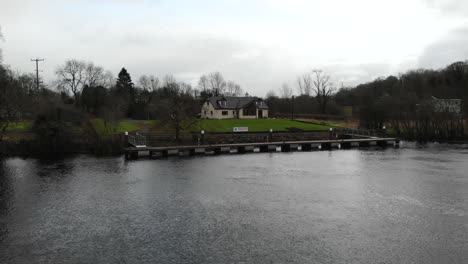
196 119 336 132
5 121 34 131
90 119 140 136
4 119 337 136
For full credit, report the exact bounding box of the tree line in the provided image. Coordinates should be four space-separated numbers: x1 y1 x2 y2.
334 61 468 141
0 54 249 146
265 70 341 117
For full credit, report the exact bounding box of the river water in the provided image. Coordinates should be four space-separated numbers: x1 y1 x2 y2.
0 143 467 263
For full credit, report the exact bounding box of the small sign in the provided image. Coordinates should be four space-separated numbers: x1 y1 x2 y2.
233 127 249 132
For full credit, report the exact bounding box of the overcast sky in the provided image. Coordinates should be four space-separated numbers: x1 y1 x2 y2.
1 0 468 96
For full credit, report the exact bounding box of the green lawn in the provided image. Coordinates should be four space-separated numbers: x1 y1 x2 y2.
143 120 158 126
90 119 140 135
196 119 337 132
5 121 33 131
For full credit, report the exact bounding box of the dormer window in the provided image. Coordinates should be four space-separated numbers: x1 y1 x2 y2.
218 99 227 107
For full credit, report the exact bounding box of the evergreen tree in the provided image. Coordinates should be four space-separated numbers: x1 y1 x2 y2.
114 68 135 117
115 68 133 97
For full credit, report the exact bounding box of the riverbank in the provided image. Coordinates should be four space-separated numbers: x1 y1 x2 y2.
0 118 337 156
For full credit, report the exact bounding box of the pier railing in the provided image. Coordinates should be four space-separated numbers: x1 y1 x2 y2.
128 133 147 147
126 128 386 147
341 128 383 138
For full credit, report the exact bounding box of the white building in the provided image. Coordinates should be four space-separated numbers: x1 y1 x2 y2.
201 96 269 119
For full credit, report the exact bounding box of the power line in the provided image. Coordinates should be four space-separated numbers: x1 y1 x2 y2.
30 58 44 90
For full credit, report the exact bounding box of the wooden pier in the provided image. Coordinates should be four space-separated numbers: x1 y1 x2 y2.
124 137 400 160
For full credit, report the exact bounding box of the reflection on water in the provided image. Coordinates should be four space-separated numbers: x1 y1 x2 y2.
0 143 467 263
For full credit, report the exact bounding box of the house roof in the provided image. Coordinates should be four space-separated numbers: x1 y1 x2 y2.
208 96 269 110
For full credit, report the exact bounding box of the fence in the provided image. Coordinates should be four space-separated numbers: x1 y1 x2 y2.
273 113 348 120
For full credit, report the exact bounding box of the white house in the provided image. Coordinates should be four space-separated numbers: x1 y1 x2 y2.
430 96 462 114
201 96 269 119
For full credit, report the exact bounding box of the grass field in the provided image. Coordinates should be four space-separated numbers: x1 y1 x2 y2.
90 119 140 135
5 121 34 131
195 119 336 132
3 118 338 136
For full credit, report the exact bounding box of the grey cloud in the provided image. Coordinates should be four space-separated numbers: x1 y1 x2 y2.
422 0 468 16
120 33 156 47
321 63 393 87
418 27 468 69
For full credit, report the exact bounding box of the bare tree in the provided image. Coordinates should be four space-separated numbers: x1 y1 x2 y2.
280 83 293 98
134 75 160 109
208 72 226 96
84 63 103 87
311 70 336 114
226 81 243 96
198 75 210 92
151 90 199 141
179 82 194 95
266 90 277 98
138 75 160 92
296 77 303 95
163 74 178 91
55 59 86 105
84 63 114 88
18 73 37 95
297 73 312 96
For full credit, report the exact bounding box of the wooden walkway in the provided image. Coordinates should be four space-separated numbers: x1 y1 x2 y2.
124 137 400 159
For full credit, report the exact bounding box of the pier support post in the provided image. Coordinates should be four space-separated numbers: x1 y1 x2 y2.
321 143 331 150
245 146 254 152
359 141 370 147
301 144 312 151
259 145 269 152
340 142 351 149
130 151 139 159
311 143 321 150
161 150 168 157
237 146 246 154
377 141 388 147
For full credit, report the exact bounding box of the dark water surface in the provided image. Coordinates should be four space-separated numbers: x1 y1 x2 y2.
0 143 467 263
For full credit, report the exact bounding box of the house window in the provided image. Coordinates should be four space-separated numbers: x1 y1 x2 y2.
211 111 213 116
204 111 206 115
233 111 235 114
242 108 256 116
222 111 228 116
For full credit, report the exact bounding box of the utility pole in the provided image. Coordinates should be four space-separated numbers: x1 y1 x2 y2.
30 58 44 90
